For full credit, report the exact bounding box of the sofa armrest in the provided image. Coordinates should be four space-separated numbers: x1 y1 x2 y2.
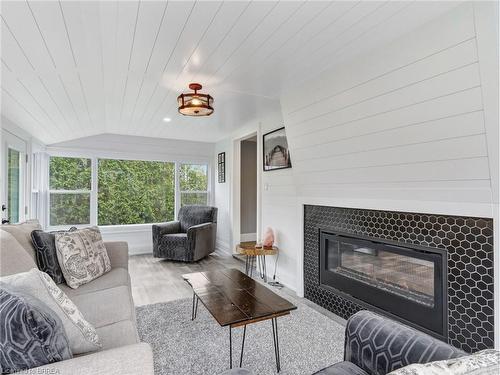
104 241 129 270
344 311 466 374
23 343 153 375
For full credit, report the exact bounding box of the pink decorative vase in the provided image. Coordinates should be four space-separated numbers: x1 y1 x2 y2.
263 227 275 248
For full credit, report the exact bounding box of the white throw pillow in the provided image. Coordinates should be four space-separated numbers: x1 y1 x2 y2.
388 349 500 375
55 226 111 289
1 269 101 354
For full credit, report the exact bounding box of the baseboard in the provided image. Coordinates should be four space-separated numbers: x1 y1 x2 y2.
128 246 152 256
240 233 257 242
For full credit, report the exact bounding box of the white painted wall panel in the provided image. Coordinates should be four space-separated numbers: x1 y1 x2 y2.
281 3 494 205
290 87 483 150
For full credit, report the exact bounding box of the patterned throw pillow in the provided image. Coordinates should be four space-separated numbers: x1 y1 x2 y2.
388 349 500 375
0 287 72 373
55 226 111 289
1 269 101 355
31 228 76 284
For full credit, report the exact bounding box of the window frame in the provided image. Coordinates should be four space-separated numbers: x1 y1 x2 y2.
45 150 212 231
47 155 93 228
178 163 210 208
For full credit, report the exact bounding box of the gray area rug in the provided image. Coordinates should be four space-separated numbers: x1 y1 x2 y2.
136 294 345 375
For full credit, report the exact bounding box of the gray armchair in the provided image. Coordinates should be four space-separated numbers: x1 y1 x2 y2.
152 205 218 262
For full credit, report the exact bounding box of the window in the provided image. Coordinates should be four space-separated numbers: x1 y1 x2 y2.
98 159 175 225
49 157 91 226
46 156 210 227
179 163 208 207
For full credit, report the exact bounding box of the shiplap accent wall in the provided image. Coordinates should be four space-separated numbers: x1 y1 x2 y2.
281 3 496 206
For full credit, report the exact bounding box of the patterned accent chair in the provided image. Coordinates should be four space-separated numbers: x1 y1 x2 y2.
314 310 466 375
152 205 218 262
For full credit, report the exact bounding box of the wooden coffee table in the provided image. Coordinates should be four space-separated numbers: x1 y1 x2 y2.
182 268 296 372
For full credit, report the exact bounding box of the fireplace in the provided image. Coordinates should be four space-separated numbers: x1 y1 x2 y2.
319 230 447 339
304 205 495 353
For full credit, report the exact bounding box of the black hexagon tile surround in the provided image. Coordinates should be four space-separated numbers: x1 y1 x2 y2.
303 205 494 353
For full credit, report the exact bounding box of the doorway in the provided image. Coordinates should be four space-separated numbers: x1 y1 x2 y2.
240 135 257 243
1 130 27 224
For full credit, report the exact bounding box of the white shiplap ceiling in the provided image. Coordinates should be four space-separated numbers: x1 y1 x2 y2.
1 1 461 144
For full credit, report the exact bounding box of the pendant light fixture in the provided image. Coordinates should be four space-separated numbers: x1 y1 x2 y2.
177 83 214 116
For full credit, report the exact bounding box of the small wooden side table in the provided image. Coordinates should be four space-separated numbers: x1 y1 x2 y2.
236 242 278 282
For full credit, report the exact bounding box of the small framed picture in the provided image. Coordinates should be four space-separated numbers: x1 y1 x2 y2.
263 127 292 171
218 152 226 183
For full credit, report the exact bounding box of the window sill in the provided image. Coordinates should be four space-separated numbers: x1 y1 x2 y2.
46 222 170 233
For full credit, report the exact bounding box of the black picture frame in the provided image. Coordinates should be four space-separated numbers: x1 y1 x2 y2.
263 127 292 171
217 152 226 183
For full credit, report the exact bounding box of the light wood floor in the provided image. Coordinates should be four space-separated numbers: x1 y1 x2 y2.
128 251 346 327
129 251 252 306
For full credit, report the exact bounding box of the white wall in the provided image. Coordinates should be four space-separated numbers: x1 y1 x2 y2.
48 133 214 163
1 115 46 221
214 108 299 289
279 1 499 346
46 133 215 255
260 112 299 289
214 138 232 254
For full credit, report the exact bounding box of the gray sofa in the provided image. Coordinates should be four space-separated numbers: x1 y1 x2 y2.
314 310 466 375
152 205 217 262
0 224 154 375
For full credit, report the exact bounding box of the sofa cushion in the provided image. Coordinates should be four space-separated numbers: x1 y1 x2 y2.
67 285 134 329
58 267 130 297
55 227 111 289
31 229 72 284
314 361 369 375
388 349 500 375
0 287 72 373
32 343 153 375
103 241 129 270
96 320 139 350
1 269 101 355
0 230 37 276
1 220 41 261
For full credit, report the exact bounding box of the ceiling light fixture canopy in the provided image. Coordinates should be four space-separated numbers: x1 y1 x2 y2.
177 83 214 116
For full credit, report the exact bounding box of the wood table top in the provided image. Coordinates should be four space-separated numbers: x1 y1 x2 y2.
236 242 278 256
182 268 296 327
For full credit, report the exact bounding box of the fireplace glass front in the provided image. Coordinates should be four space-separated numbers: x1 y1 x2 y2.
320 231 446 339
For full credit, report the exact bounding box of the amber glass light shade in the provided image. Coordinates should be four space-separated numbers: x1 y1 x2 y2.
177 83 214 116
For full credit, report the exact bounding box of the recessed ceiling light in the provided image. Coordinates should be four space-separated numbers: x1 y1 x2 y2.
163 117 171 122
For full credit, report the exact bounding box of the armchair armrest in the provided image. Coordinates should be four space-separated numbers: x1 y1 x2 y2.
152 221 181 248
25 343 153 375
345 311 466 374
187 222 214 232
187 222 217 261
104 241 129 270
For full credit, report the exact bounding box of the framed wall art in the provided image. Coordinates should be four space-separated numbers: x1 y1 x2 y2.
217 152 226 183
263 127 292 171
